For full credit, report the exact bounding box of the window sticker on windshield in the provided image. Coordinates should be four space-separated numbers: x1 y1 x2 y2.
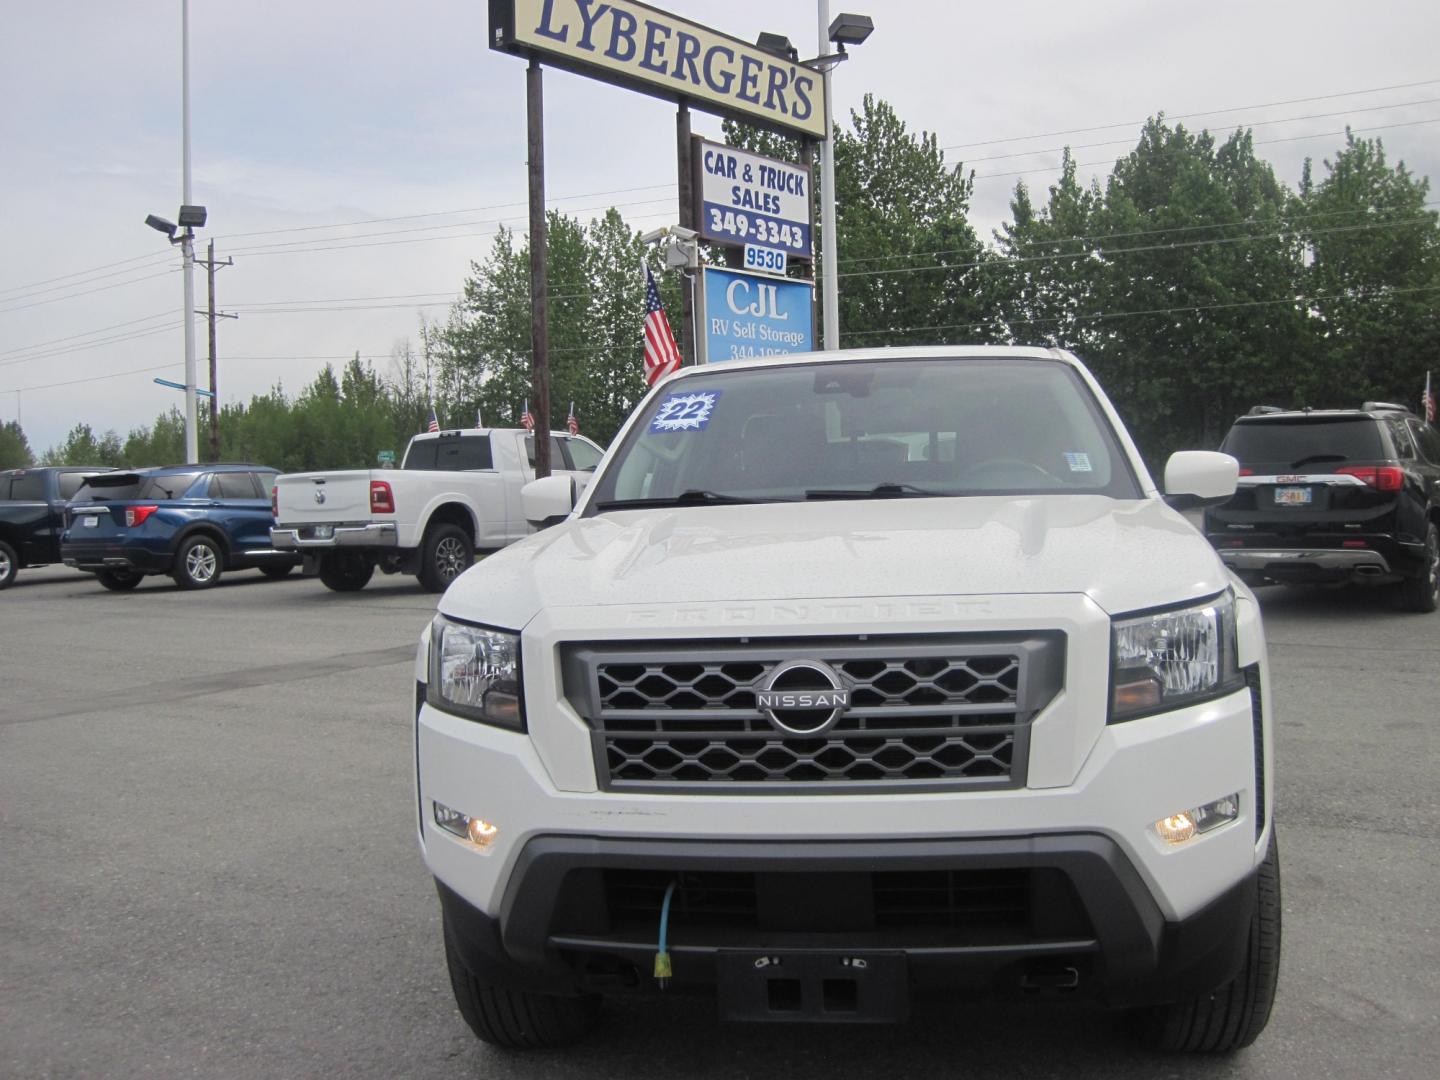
649 390 722 433
1063 451 1093 473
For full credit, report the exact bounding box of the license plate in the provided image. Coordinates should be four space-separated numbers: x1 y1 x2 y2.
312 525 334 539
1274 486 1312 506
80 515 98 527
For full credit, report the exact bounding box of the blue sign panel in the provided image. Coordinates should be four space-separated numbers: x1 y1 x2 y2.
702 267 813 363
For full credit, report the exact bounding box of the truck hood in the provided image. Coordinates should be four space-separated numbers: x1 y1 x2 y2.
441 495 1228 627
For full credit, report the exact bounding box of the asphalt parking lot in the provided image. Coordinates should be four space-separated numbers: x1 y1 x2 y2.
2 564 1437 1079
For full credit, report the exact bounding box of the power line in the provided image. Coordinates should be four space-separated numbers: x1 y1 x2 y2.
0 251 176 301
0 268 180 317
958 97 1440 165
837 201 1440 269
0 362 186 396
969 117 1440 183
940 77 1440 152
0 320 192 369
0 311 178 360
841 284 1440 341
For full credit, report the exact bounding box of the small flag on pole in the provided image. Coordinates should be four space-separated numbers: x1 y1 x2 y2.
642 267 682 386
427 405 440 433
566 401 580 436
1424 371 1436 423
520 399 536 432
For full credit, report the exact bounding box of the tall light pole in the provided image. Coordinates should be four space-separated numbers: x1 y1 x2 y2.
816 8 873 352
180 0 198 464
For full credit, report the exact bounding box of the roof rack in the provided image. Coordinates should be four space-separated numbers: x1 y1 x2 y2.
1246 405 1286 415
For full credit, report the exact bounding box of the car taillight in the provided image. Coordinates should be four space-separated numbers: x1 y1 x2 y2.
125 505 159 528
1337 465 1404 491
370 480 395 514
1237 467 1254 476
271 486 278 517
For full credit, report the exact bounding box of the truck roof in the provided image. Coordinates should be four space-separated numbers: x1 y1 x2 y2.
660 344 1077 380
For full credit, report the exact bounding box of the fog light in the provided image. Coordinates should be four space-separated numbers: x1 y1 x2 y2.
433 801 499 850
1154 794 1240 845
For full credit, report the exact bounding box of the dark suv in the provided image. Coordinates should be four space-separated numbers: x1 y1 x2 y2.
61 464 300 591
1204 403 1440 611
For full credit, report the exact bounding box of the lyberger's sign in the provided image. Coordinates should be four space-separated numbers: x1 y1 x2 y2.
490 0 825 139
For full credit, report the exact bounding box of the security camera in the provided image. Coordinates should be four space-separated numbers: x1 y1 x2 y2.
639 227 670 245
670 225 698 241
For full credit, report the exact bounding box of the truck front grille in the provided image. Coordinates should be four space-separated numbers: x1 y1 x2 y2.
561 634 1063 792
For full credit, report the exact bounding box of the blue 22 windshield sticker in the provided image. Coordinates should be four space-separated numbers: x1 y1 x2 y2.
649 390 723 433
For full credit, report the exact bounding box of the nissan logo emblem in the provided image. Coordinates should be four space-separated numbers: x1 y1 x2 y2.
754 660 850 736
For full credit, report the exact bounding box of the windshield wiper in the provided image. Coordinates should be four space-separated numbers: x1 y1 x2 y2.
1287 453 1347 469
804 482 946 500
593 489 786 511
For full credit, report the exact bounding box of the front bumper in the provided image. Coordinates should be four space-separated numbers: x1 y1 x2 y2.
437 833 1258 1009
270 522 397 550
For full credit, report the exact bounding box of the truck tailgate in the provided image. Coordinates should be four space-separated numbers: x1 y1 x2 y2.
274 471 379 524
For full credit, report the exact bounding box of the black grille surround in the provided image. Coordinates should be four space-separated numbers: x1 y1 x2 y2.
561 633 1064 793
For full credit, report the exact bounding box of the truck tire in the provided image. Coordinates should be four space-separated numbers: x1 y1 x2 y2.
1398 523 1438 613
97 569 143 592
318 552 374 592
419 523 473 593
0 540 17 589
1134 832 1281 1052
172 535 224 590
443 916 599 1049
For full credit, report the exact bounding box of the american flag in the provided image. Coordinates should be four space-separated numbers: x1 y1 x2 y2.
643 267 682 386
566 401 580 436
1424 372 1436 423
520 398 535 432
427 406 440 433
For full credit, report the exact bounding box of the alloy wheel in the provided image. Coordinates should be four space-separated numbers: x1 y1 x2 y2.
187 543 218 583
435 537 468 582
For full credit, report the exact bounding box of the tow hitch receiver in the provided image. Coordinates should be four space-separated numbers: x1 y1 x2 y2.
717 951 908 1023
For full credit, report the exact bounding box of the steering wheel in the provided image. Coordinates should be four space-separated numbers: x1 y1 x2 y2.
957 458 1063 486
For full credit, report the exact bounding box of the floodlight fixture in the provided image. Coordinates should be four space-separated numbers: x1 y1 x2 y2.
177 204 208 228
828 13 874 49
145 214 178 239
756 32 798 62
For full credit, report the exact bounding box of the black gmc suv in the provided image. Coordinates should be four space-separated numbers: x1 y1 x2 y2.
1203 403 1440 612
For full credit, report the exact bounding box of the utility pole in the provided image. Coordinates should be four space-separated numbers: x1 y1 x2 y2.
526 57 551 479
197 239 235 462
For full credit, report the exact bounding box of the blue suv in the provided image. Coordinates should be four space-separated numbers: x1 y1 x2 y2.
61 464 300 591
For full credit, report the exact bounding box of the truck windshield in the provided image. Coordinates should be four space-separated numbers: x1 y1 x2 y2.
587 357 1139 510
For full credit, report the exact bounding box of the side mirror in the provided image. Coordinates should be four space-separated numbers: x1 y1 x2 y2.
1163 451 1239 510
522 475 577 530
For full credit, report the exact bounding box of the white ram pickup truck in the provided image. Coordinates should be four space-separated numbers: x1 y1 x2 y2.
271 427 603 591
415 347 1278 1053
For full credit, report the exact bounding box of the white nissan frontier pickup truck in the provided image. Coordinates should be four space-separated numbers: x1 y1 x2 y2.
412 347 1277 1053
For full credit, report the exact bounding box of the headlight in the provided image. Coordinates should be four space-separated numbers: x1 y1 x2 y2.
1110 591 1241 722
427 615 524 730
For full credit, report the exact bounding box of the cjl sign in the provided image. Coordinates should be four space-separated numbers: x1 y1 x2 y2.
701 267 813 363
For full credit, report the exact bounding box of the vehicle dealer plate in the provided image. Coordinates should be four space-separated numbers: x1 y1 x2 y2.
1274 486 1312 506
80 515 98 527
312 525 334 539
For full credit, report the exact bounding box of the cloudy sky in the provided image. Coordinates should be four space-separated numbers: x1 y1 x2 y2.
2 1 1437 454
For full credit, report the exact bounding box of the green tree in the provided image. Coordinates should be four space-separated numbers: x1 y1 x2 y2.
1298 132 1440 408
0 420 34 469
